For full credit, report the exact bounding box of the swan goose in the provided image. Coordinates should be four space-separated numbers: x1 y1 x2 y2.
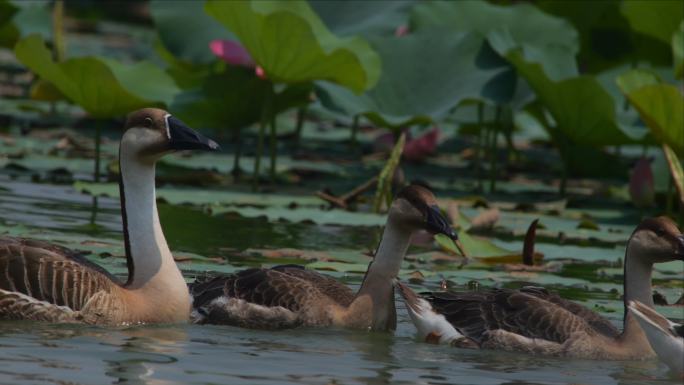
397 216 684 360
0 108 219 325
629 300 683 374
190 185 465 331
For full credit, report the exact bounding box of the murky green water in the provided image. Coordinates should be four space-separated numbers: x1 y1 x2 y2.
0 176 682 385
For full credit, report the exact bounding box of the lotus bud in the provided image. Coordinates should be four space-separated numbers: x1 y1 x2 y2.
629 157 655 208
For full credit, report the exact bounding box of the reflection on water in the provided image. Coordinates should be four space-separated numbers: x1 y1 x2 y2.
0 178 681 385
0 312 680 385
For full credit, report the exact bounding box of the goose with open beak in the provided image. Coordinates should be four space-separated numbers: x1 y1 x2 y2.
398 216 684 360
190 185 464 331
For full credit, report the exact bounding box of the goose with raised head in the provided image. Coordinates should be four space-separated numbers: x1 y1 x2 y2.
397 216 684 360
0 108 220 325
629 300 684 374
190 185 465 331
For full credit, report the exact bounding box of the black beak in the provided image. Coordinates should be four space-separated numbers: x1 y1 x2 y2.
166 115 220 152
426 205 467 257
677 235 684 260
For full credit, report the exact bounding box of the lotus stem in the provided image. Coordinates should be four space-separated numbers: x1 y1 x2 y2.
293 106 306 153
52 0 65 62
253 121 264 191
254 83 274 191
94 120 101 183
89 197 98 226
350 115 360 146
269 111 277 182
373 133 405 213
560 163 568 196
50 0 64 115
503 107 516 167
476 102 484 192
489 106 501 193
232 128 242 179
666 174 673 216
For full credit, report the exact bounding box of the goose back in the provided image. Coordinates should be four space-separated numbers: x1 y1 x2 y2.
0 236 122 322
426 286 620 344
190 265 355 328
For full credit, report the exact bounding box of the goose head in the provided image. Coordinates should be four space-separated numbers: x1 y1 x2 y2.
390 185 466 256
121 108 220 162
628 217 684 263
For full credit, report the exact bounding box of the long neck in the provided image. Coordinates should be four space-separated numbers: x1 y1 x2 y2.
621 240 655 342
355 218 413 329
119 151 178 290
623 244 654 308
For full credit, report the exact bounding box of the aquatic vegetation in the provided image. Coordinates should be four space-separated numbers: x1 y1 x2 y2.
0 0 682 383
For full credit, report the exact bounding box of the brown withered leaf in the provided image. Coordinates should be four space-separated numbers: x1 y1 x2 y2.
469 208 500 231
407 270 425 284
240 248 335 262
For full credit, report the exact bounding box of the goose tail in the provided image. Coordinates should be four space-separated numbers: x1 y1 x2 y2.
629 300 684 374
396 281 470 346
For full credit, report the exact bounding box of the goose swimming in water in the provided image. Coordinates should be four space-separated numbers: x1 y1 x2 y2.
397 216 684 360
0 108 219 325
629 300 684 374
190 185 465 331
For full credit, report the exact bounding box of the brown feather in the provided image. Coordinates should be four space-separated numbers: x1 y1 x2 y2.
425 287 618 345
0 236 120 321
190 265 355 328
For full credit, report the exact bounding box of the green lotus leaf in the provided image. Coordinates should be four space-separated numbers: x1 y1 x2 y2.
172 66 310 131
310 0 414 38
537 0 673 73
204 0 380 93
14 34 177 118
617 69 684 156
102 59 179 108
172 67 268 131
662 143 684 205
410 0 579 80
0 0 50 48
316 30 509 129
0 0 17 27
150 0 235 65
621 0 684 44
0 17 18 48
673 21 684 79
506 50 637 146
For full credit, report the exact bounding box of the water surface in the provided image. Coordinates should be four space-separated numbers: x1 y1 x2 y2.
0 177 681 385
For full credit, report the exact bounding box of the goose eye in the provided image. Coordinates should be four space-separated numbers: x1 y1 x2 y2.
655 228 665 237
143 117 153 128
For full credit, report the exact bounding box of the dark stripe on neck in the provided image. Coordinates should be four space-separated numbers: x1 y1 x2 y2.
622 241 629 327
357 230 385 295
118 151 135 287
622 225 641 326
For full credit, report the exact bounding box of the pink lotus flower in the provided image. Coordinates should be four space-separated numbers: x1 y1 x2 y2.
629 157 655 208
209 39 266 79
403 127 439 161
374 127 441 161
394 25 409 37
